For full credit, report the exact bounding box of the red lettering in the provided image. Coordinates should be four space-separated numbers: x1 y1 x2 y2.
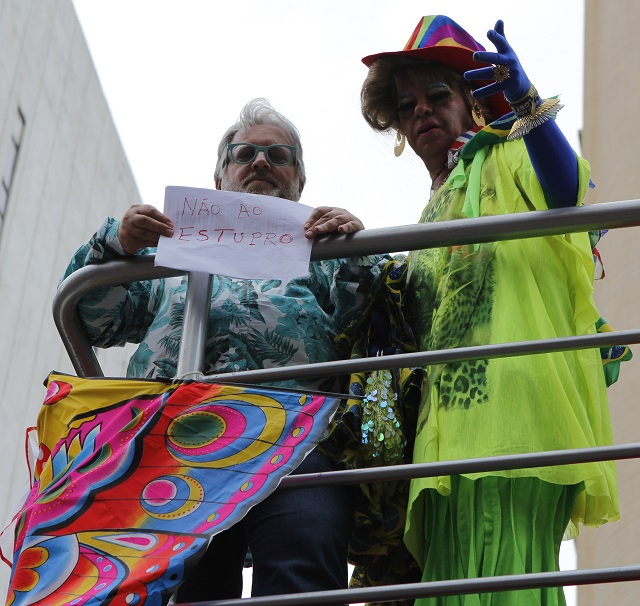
213 228 234 242
250 232 262 246
279 234 294 244
197 229 209 241
179 227 194 240
182 197 195 216
264 233 277 245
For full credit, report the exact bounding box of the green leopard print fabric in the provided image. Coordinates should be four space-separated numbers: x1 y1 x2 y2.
407 181 497 416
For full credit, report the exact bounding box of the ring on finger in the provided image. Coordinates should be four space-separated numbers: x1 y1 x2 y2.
492 64 510 82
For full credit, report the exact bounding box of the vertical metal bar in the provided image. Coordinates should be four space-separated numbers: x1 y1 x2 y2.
176 271 213 378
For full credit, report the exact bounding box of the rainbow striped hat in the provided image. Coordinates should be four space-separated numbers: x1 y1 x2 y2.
362 15 511 118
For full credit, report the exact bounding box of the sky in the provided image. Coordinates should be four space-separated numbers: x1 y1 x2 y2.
70 0 584 601
71 0 585 234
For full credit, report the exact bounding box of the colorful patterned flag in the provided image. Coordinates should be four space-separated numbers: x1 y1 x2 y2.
3 372 341 606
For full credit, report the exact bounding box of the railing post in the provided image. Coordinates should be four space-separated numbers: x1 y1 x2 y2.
176 271 213 378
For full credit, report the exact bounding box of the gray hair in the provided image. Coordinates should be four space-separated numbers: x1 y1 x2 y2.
214 98 306 187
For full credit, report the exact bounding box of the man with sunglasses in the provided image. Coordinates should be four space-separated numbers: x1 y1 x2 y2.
61 98 385 603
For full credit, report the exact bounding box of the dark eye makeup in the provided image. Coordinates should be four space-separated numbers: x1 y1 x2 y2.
396 85 455 116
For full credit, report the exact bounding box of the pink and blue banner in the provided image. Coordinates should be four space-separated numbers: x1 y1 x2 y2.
3 373 340 605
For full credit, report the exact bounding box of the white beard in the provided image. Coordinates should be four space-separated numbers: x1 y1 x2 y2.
220 171 301 202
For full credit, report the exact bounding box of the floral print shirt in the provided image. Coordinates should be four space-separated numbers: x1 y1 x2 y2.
61 217 386 391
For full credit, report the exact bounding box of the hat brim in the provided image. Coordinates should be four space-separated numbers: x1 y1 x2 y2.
362 46 512 119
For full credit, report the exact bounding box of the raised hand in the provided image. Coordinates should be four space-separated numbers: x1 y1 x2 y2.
464 20 530 102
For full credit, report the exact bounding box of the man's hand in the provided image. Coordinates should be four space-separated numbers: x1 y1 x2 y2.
303 206 364 239
118 204 174 254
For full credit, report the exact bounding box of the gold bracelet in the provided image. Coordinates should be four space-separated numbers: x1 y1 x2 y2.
509 84 539 116
507 84 564 140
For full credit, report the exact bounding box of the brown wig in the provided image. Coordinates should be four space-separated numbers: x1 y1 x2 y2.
361 57 494 133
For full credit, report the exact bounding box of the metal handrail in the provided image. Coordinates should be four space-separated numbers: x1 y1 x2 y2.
54 199 640 377
279 442 640 489
191 566 640 606
52 198 640 604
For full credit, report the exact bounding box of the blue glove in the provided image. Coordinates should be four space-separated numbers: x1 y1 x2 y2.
465 20 578 209
464 20 530 102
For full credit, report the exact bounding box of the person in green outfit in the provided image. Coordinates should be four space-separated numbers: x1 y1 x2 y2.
359 15 620 606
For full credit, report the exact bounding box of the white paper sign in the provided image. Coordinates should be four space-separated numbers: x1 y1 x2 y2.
155 186 314 280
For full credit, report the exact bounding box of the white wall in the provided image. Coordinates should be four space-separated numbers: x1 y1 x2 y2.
0 0 138 593
577 1 640 603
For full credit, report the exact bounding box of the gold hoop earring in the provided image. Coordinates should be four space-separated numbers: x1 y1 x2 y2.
472 104 486 128
394 130 406 157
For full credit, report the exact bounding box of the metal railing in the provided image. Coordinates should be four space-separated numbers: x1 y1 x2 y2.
53 199 640 605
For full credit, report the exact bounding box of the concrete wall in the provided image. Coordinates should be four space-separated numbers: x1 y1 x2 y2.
577 0 640 603
0 0 138 592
